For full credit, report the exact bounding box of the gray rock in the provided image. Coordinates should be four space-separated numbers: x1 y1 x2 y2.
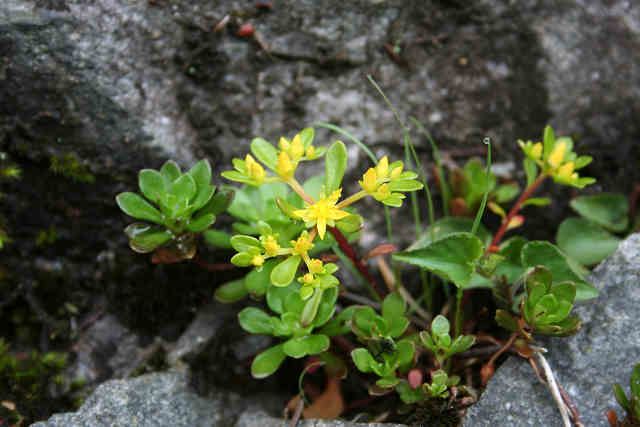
31 371 405 427
463 233 640 427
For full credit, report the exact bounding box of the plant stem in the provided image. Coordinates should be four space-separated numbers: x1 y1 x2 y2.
336 190 367 209
454 287 464 339
328 226 384 301
287 178 314 205
488 174 547 252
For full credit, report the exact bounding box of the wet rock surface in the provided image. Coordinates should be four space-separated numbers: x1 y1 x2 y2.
463 233 640 427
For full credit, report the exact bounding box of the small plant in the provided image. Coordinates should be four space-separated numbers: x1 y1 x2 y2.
50 153 95 183
420 315 475 368
116 159 232 261
608 363 640 427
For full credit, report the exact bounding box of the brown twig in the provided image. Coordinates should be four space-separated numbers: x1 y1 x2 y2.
558 383 585 427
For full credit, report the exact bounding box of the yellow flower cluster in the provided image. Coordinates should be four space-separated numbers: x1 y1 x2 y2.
294 189 351 240
358 156 422 207
518 128 595 189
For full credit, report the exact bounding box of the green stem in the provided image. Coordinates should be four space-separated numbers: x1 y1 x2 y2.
301 287 324 327
454 287 464 339
336 190 367 209
471 139 492 237
287 178 313 205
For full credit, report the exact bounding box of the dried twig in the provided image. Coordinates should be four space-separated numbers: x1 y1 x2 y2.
531 346 572 427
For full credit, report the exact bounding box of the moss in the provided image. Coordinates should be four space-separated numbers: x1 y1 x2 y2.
49 153 95 184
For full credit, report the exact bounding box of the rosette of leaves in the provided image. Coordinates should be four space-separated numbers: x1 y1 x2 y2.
495 266 581 339
611 363 640 426
350 294 414 390
420 315 475 368
116 159 232 260
237 283 338 378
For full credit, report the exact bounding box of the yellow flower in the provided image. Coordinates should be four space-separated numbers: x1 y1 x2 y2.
276 151 294 180
245 154 265 184
372 183 391 202
290 134 304 161
262 235 280 257
548 141 567 168
305 145 316 158
301 273 315 285
293 189 351 239
530 142 543 160
556 161 577 181
291 231 314 255
251 254 265 267
376 156 389 178
390 164 403 179
278 137 290 152
308 258 324 274
359 168 378 193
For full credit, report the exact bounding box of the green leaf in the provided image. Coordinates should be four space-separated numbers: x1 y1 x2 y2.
388 317 409 338
614 384 631 411
431 315 450 337
185 213 215 232
238 307 274 334
543 125 555 158
313 287 339 327
124 223 173 253
303 334 330 355
230 252 252 267
450 335 475 354
250 138 278 171
396 340 415 367
408 217 492 250
351 306 377 338
187 159 212 190
190 186 215 212
388 180 423 192
200 190 234 217
325 140 347 194
495 310 519 332
139 169 166 204
382 293 406 320
202 229 231 249
382 196 404 207
169 173 197 203
631 363 640 398
318 306 359 337
251 344 286 379
556 218 620 266
521 241 599 301
160 160 181 182
351 348 374 373
300 127 315 149
230 235 261 252
493 183 520 203
116 192 164 224
376 376 400 388
266 282 299 315
570 193 629 232
523 157 538 188
271 256 301 287
214 278 248 303
521 197 551 207
245 259 278 298
335 214 362 233
394 233 484 288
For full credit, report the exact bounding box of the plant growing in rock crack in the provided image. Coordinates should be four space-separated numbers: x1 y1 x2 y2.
116 159 232 262
608 363 640 427
117 96 605 423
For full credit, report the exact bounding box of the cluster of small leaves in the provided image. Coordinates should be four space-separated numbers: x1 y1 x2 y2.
0 152 21 250
238 284 338 378
612 363 640 425
349 294 414 390
496 266 580 339
519 125 595 189
420 315 474 368
116 159 232 259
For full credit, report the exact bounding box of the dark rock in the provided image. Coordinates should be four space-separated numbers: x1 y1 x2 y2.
463 233 640 427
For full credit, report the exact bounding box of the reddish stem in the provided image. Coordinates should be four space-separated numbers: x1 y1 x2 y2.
328 227 385 300
629 183 640 225
488 174 547 252
193 257 236 272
